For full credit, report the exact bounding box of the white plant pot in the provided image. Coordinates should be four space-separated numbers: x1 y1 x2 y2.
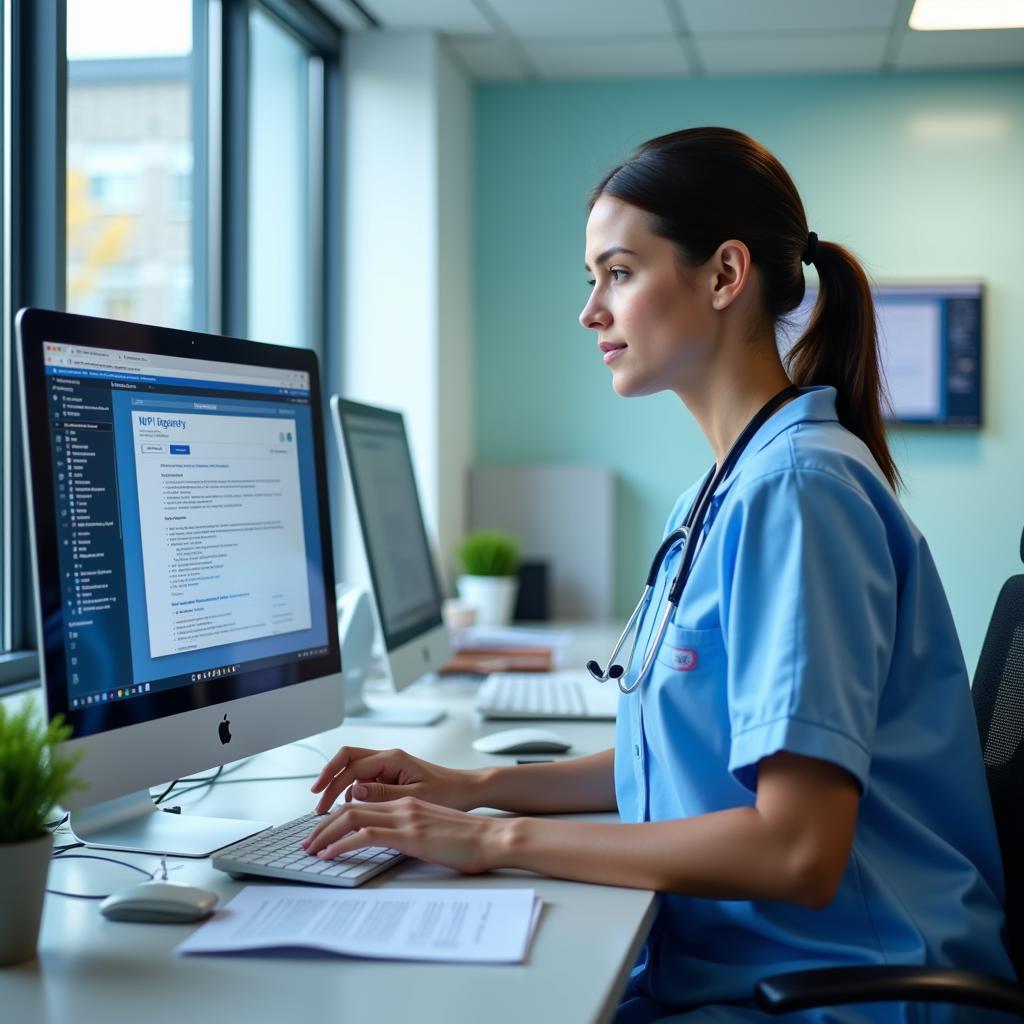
457 575 519 627
0 831 53 965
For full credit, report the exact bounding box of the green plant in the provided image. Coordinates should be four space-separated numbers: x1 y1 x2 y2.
0 704 83 844
457 530 521 577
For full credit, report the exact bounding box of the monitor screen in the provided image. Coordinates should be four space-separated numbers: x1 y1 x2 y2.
778 282 983 427
19 310 340 742
333 400 445 652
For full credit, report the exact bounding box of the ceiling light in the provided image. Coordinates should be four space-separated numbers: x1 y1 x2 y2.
909 0 1024 30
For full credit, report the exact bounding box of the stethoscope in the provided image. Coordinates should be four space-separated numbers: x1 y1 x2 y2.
587 385 800 694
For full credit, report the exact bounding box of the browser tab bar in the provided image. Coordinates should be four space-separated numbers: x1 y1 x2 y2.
42 341 310 392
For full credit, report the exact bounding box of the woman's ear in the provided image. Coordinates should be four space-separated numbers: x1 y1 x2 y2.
709 240 753 311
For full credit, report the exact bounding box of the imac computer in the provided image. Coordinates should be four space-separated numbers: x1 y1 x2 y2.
330 396 450 726
16 308 343 856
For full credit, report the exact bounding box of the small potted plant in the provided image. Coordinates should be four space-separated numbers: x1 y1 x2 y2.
0 703 82 965
456 530 521 627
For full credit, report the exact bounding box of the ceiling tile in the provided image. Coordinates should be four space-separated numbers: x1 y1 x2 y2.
486 0 676 38
695 31 888 75
446 35 529 80
894 27 1024 68
523 36 690 78
312 0 374 31
359 0 492 33
680 0 899 34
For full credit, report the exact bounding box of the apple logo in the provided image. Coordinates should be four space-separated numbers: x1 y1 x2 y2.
218 714 232 744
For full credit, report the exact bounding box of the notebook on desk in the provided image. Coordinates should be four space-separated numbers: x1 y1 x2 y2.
475 670 619 721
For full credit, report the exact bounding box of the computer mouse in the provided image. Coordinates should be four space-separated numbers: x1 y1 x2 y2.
99 881 219 923
471 727 572 755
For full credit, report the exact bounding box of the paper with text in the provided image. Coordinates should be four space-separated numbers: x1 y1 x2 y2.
176 886 540 963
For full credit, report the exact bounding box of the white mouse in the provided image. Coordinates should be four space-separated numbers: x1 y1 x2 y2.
99 881 219 923
472 727 572 755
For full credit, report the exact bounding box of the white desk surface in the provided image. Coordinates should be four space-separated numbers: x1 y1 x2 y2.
3 624 656 1024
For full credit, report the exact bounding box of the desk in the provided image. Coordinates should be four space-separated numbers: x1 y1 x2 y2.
3 625 656 1024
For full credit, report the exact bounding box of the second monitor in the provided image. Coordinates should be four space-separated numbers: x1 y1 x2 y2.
331 397 450 725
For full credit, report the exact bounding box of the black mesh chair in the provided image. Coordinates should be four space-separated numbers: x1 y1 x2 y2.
754 531 1024 1018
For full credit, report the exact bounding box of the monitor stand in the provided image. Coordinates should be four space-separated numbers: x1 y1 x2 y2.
343 670 445 726
69 790 269 858
338 586 445 726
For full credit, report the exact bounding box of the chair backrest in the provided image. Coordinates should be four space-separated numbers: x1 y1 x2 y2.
971 567 1024 979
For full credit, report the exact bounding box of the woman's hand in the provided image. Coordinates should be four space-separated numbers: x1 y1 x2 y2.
302 797 508 875
310 745 482 815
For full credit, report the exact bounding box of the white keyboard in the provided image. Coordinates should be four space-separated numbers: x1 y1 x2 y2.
212 810 404 887
475 670 619 721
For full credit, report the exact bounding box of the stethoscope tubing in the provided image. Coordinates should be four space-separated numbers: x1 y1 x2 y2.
589 385 800 695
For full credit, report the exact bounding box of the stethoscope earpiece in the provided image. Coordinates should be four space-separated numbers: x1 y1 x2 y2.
608 664 624 679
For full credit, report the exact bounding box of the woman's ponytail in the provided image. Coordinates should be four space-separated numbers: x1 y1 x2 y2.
593 127 902 493
786 242 902 491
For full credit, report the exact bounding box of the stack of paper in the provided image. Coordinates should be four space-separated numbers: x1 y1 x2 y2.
176 886 541 964
453 625 573 650
442 625 575 674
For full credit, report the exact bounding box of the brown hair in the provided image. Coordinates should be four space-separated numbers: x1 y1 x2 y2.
592 127 900 491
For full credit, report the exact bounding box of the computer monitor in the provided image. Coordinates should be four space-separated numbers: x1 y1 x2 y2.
330 396 450 726
778 282 983 426
16 308 343 856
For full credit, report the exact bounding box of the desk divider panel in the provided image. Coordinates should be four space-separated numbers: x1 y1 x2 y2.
467 464 615 622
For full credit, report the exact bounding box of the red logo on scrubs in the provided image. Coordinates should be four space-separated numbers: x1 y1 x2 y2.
666 646 698 671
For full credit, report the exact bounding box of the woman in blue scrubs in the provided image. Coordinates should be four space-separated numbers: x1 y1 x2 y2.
305 128 1011 1021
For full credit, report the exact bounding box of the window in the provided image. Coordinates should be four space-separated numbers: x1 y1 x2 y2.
1 2 9 671
1 0 342 690
66 0 196 331
248 6 314 350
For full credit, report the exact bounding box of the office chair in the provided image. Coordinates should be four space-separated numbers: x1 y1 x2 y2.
755 528 1024 1017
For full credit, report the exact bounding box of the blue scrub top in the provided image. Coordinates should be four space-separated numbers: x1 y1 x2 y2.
615 386 1011 1023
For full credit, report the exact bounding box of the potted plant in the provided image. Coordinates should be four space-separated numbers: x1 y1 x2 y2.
456 530 521 627
0 703 82 965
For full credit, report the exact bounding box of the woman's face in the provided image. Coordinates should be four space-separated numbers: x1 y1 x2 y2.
579 195 716 398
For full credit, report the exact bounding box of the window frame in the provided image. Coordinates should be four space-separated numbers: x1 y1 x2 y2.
0 0 343 692
217 0 340 359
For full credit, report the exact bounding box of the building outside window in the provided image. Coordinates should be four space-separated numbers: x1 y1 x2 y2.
66 0 194 330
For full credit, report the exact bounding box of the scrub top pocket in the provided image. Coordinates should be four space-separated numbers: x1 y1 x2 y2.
643 623 752 818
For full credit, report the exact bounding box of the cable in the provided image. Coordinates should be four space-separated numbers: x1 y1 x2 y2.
167 772 319 801
46 853 155 900
152 755 258 806
157 746 328 804
43 748 331 897
153 765 224 806
291 741 330 763
52 841 85 855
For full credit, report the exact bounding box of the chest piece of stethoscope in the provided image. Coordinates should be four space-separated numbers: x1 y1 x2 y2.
586 527 690 694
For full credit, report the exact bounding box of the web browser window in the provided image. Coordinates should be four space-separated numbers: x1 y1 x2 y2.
42 341 328 714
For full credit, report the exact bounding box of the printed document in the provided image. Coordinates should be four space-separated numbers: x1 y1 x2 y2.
176 886 540 963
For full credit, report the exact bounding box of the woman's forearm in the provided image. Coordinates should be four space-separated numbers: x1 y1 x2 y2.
468 748 616 814
489 810 828 906
487 754 860 906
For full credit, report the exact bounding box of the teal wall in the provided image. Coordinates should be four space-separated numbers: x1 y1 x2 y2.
474 70 1024 673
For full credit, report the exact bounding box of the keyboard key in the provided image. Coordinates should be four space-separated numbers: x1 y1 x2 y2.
211 810 404 887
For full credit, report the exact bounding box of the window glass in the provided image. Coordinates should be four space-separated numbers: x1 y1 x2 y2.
1 9 6 651
248 7 311 350
66 0 194 329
